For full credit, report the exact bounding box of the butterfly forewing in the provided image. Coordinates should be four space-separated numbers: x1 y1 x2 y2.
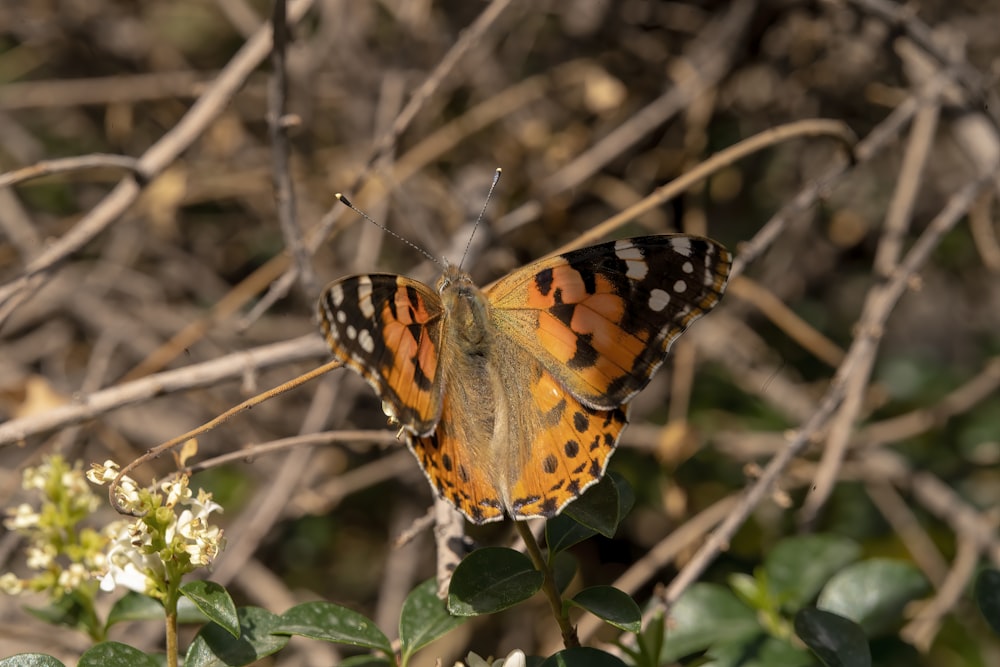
318 274 444 434
487 235 732 410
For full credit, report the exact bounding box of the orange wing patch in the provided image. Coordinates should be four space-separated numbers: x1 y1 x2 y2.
505 367 628 521
318 274 444 434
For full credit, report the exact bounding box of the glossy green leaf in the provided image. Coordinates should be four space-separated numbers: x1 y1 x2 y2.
106 592 164 627
546 514 598 555
765 535 861 612
79 642 159 667
562 474 620 538
817 559 928 637
608 472 635 519
25 591 99 636
0 655 66 667
568 586 641 633
659 583 761 663
181 581 239 639
272 601 392 654
706 635 812 667
399 578 468 661
448 547 543 616
551 551 578 594
538 647 628 667
794 607 871 667
185 607 287 667
975 568 1000 636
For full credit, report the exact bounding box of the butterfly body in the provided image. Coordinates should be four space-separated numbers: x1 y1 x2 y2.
319 235 731 523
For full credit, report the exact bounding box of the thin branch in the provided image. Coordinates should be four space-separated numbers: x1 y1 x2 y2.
0 154 142 189
0 334 328 447
268 0 317 297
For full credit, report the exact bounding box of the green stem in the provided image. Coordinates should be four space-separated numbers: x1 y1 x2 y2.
514 520 580 649
163 590 179 667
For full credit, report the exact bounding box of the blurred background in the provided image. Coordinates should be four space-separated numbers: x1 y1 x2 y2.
0 0 999 664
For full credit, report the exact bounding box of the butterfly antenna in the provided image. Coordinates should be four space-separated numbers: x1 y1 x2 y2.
459 167 502 270
334 194 441 267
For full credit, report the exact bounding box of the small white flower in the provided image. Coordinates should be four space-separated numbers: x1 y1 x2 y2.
0 573 24 595
26 544 55 570
22 463 49 491
4 503 40 530
57 563 90 592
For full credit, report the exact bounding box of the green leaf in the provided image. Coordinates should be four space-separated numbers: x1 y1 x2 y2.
568 586 641 633
764 535 861 612
975 568 1000 636
107 592 163 627
706 635 813 667
25 591 100 636
538 647 628 667
272 601 392 654
399 578 468 663
794 607 871 667
562 474 620 538
448 547 543 616
185 607 287 667
546 514 598 555
817 559 928 637
180 581 239 639
608 471 635 519
79 642 159 667
659 583 761 663
551 551 578 594
0 655 66 667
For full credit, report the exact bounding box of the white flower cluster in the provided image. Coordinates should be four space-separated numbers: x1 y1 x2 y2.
86 461 224 597
0 456 107 597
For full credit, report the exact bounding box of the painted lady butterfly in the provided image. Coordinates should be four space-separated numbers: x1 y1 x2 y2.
318 234 731 524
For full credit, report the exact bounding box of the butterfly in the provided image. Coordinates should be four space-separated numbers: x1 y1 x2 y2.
318 234 731 523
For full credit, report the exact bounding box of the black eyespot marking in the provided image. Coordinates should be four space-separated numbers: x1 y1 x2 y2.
441 453 453 472
567 333 598 370
543 454 558 474
458 466 470 483
535 268 554 296
539 497 558 517
564 440 580 458
573 412 589 433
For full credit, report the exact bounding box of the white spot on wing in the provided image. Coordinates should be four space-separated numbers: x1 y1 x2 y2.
649 288 670 312
329 283 345 307
615 241 648 280
358 329 375 353
336 310 347 324
358 276 375 319
671 237 693 257
346 325 357 340
682 261 694 274
673 279 687 293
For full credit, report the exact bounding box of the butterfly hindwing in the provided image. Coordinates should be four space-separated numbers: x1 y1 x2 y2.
487 235 732 410
318 274 444 434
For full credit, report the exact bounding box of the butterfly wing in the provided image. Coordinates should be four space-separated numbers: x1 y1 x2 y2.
408 358 629 524
318 274 444 434
487 235 732 410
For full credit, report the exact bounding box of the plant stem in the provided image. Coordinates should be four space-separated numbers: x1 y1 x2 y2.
164 592 179 667
514 520 580 648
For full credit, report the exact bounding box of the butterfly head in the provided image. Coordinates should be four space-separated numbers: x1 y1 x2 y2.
436 264 492 350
